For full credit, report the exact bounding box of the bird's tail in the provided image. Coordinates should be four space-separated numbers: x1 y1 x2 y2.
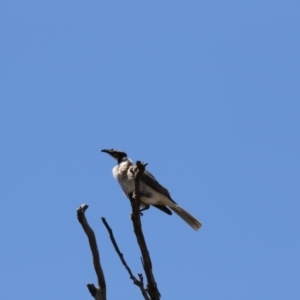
170 205 202 231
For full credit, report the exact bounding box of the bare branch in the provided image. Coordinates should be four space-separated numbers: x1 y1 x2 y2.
102 217 150 300
77 204 106 300
130 161 161 300
86 284 97 298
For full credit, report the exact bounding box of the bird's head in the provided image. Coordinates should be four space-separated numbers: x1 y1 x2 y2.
101 149 128 163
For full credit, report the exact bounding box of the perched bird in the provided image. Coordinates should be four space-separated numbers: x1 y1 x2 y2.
101 149 202 231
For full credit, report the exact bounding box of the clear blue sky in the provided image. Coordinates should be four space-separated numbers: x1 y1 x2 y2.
1 1 299 299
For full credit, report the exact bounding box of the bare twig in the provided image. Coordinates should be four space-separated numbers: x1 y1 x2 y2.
86 284 97 298
102 217 150 300
130 161 161 300
77 204 106 300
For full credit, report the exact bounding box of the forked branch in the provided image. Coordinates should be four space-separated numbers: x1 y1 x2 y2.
77 205 106 300
102 217 150 300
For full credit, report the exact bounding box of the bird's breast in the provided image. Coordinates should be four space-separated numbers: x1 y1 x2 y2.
112 164 135 197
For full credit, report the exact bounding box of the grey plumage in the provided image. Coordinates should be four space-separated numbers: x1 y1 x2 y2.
101 149 202 231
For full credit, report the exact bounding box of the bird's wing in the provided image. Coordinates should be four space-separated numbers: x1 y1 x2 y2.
141 170 176 203
152 204 172 215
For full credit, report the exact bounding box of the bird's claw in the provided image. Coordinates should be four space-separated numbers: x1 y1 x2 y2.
129 211 144 219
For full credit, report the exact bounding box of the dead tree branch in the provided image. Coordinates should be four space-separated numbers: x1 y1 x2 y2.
130 160 161 300
77 161 160 299
77 204 106 300
101 217 150 300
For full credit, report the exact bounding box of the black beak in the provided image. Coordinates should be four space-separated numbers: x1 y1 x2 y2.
101 149 111 154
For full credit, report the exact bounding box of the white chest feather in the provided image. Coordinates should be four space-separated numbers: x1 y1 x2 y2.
112 160 135 196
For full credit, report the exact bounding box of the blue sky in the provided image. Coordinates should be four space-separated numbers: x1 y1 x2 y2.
1 0 299 299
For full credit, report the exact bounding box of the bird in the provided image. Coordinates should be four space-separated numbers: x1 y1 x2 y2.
101 149 202 231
